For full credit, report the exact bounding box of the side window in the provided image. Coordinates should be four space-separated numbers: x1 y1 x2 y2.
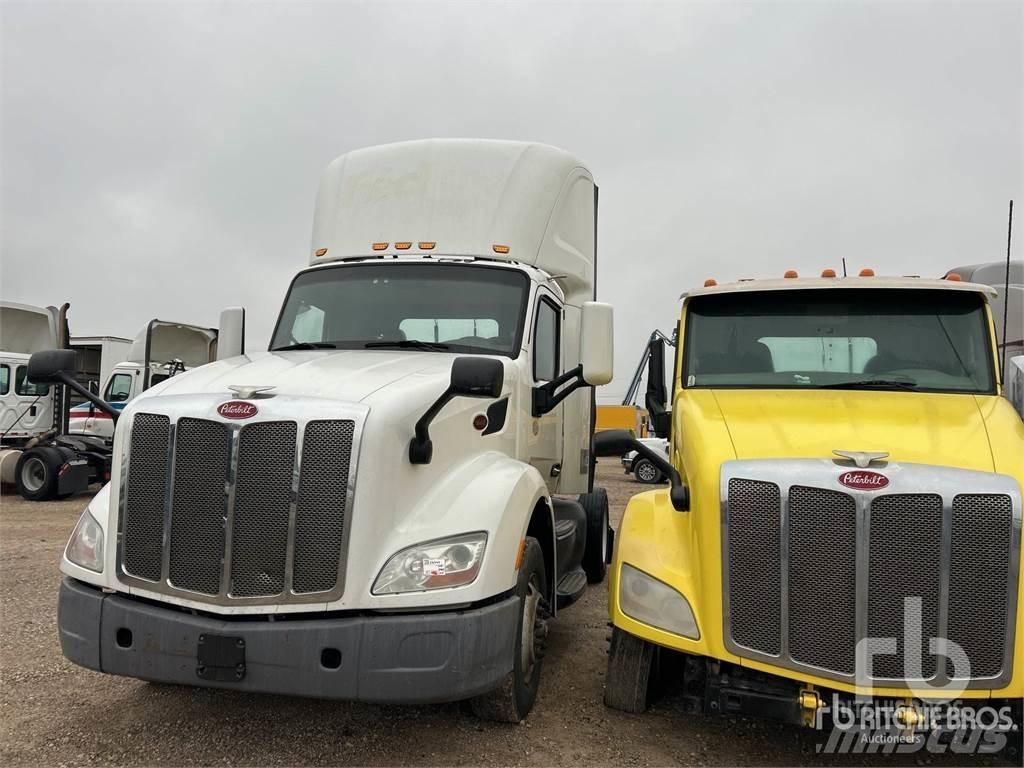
0 365 8 395
15 366 49 397
533 299 560 382
104 373 133 402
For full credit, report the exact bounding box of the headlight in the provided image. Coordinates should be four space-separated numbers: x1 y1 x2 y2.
65 507 104 573
373 532 487 595
619 563 699 639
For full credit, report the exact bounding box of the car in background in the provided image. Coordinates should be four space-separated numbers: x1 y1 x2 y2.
621 437 669 483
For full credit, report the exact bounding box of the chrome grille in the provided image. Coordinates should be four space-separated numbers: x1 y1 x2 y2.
948 494 1013 679
868 494 942 679
118 405 362 606
293 420 355 594
788 485 857 674
722 459 1020 688
168 418 231 595
230 422 297 597
121 413 170 581
726 478 781 655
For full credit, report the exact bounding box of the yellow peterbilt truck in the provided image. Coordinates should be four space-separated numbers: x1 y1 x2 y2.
596 271 1023 748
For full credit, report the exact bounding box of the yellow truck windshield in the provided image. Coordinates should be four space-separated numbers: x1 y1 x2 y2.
682 288 996 394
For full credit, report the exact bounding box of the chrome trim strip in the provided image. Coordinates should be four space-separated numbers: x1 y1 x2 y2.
721 458 1021 690
115 396 369 607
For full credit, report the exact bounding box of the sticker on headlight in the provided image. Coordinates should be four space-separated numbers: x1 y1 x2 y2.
422 558 446 576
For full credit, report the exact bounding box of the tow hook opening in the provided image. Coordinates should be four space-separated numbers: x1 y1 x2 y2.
320 647 342 669
115 627 133 648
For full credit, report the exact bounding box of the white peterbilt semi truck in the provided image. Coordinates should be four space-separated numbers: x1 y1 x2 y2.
51 139 614 721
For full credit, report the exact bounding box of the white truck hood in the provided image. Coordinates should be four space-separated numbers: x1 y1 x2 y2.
139 349 457 404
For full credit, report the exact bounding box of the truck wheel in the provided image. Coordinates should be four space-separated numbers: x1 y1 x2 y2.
15 447 62 501
578 487 609 583
470 537 549 723
633 458 663 484
604 627 656 713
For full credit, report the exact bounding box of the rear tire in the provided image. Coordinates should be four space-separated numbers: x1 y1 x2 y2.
15 447 62 501
604 627 657 713
578 487 609 583
470 538 549 722
633 458 663 484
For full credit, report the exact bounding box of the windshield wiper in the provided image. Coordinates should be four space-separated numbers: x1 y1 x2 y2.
820 378 919 391
271 341 340 351
364 340 450 351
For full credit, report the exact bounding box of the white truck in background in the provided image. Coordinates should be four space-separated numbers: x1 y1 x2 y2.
68 320 218 438
49 139 614 721
0 302 66 453
69 335 133 404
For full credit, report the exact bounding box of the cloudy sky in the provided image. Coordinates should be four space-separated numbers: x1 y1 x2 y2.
2 0 1020 401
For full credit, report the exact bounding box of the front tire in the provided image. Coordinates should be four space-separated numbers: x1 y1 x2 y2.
578 487 609 583
470 537 549 722
15 447 62 501
633 458 663 484
604 627 657 713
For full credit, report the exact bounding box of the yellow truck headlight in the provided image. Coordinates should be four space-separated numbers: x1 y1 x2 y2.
65 507 104 573
619 563 699 639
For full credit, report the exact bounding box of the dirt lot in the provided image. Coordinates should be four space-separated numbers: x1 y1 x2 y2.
0 463 1013 766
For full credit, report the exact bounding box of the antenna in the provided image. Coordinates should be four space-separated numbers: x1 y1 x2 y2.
841 258 848 277
1002 200 1014 376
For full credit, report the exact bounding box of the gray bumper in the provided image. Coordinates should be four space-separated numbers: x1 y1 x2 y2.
58 577 518 703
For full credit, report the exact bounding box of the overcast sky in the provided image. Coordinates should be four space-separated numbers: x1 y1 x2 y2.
2 0 1020 401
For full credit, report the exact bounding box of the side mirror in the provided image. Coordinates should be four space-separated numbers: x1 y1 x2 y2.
450 357 504 398
27 349 77 384
410 357 505 464
593 429 690 512
27 349 121 421
580 301 613 386
645 333 670 438
217 306 246 360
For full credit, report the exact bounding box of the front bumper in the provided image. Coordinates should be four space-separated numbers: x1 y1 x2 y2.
58 577 518 703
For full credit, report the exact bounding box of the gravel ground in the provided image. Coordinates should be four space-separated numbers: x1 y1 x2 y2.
0 463 1013 767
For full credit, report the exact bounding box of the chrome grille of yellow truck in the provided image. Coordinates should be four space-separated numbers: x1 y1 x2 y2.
118 407 361 605
722 459 1021 689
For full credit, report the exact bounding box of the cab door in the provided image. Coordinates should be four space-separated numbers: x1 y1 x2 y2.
0 364 54 438
528 292 564 490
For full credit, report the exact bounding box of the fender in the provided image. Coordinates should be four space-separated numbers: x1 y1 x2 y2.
609 487 714 659
376 451 553 607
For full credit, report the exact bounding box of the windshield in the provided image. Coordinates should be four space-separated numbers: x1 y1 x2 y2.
683 288 995 394
270 263 529 357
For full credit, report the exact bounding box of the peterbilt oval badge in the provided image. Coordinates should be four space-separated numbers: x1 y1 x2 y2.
218 401 258 420
838 470 889 490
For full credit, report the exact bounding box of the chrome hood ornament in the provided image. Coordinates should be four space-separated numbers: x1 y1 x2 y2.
833 449 889 468
227 385 276 400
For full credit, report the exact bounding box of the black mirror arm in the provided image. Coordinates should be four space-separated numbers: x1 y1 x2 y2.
57 373 120 421
409 386 456 465
532 364 584 417
630 440 690 512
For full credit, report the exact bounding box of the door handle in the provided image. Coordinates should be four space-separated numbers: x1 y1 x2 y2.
550 463 561 478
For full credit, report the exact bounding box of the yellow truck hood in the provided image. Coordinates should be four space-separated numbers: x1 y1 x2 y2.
709 389 995 472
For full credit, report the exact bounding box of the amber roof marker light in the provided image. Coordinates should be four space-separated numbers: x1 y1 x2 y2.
492 244 510 254
945 272 963 282
418 242 436 250
859 268 876 277
314 248 328 258
821 268 837 278
372 242 388 251
784 270 799 279
703 278 717 287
